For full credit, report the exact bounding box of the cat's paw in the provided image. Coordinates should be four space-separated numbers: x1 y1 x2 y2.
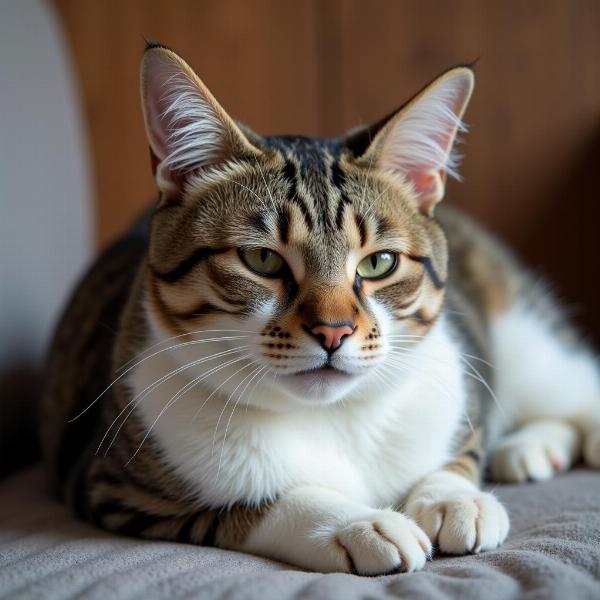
317 510 431 575
408 491 509 555
583 428 600 468
490 420 581 482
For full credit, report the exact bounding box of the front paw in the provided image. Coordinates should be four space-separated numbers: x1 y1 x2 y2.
316 509 431 575
408 491 509 555
490 420 581 482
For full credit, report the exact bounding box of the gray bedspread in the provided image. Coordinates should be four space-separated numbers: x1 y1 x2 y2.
1 466 599 600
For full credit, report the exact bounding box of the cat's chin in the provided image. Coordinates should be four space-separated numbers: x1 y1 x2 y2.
279 367 362 405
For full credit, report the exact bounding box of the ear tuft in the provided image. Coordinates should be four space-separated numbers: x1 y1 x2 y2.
158 67 227 175
143 39 172 53
140 46 259 199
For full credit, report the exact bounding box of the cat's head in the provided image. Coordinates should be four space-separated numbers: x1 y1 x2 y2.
139 44 473 410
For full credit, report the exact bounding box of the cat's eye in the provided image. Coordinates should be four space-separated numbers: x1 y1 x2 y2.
240 248 285 277
356 252 398 280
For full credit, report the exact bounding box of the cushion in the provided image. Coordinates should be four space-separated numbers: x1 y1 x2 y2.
1 466 599 599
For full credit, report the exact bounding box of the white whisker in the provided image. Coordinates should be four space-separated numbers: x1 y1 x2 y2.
70 334 251 423
124 353 254 466
98 346 247 455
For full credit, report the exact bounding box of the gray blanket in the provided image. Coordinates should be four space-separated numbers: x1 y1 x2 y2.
1 466 599 600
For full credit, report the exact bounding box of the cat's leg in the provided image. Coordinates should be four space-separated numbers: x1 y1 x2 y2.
488 299 600 478
226 485 432 575
404 440 509 555
490 419 582 482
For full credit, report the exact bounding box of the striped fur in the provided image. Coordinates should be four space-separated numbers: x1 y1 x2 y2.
41 46 600 575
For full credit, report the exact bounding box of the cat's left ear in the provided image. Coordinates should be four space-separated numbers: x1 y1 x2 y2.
140 44 261 200
355 66 474 216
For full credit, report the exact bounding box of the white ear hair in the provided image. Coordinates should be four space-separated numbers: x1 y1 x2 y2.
158 70 227 174
140 46 256 197
373 67 474 214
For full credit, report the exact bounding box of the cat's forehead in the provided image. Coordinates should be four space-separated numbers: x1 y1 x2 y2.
182 134 433 274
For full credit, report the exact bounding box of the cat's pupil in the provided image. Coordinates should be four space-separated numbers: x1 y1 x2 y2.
261 248 268 263
371 254 378 269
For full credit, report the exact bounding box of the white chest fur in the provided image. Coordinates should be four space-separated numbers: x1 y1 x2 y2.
130 321 467 509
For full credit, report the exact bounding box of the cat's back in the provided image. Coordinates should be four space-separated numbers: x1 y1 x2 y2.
40 211 150 489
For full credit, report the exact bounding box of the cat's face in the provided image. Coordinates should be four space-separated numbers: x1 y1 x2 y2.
140 45 473 409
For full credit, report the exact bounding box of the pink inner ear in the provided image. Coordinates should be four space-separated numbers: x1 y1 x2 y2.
375 70 474 215
408 169 444 202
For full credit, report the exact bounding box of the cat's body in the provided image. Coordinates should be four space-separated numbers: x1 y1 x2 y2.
41 45 600 575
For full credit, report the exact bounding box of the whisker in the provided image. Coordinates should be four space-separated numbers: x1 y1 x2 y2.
388 337 496 368
116 329 258 373
98 346 248 455
254 157 279 213
221 176 272 215
211 361 258 456
244 367 271 414
215 364 266 481
104 353 249 457
388 346 504 419
384 355 476 434
191 358 258 423
124 354 254 466
358 182 393 227
70 335 251 422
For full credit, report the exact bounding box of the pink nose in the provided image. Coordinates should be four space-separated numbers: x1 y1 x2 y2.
309 322 355 351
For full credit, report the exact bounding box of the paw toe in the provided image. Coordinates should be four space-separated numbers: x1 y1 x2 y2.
336 512 429 575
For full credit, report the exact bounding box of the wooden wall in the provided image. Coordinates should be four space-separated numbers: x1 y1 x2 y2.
54 0 600 340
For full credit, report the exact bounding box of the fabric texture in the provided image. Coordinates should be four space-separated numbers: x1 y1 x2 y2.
0 466 599 600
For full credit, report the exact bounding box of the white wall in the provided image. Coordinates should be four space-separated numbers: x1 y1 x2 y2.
0 0 93 470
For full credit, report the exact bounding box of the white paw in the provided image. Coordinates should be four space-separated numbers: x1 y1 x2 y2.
317 509 431 575
408 491 509 555
583 428 600 468
491 421 581 483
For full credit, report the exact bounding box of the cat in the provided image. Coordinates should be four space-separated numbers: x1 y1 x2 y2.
41 43 600 576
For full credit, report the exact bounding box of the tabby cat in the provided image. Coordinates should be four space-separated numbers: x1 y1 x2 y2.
41 44 600 575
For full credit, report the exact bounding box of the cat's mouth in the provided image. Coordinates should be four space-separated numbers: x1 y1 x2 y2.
291 364 353 378
276 360 364 404
289 363 353 385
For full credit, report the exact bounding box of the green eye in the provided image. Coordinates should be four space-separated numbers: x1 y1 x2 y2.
241 248 285 276
356 252 398 280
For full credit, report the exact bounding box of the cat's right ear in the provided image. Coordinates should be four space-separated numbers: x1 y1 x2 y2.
140 44 261 201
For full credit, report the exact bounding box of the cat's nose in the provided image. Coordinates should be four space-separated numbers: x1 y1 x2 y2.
307 321 355 352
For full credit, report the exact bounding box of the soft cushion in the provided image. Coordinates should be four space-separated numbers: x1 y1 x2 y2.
1 466 599 599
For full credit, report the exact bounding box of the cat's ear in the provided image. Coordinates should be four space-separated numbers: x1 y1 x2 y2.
355 66 474 216
140 44 260 199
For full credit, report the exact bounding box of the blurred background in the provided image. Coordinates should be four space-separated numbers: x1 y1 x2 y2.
1 1 599 471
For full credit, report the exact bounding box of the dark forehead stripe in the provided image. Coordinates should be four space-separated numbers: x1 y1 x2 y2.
335 195 351 230
281 159 314 231
247 211 269 235
262 135 346 234
331 159 352 230
354 212 367 246
176 302 242 320
276 206 290 244
151 247 229 283
409 255 446 289
375 215 394 238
